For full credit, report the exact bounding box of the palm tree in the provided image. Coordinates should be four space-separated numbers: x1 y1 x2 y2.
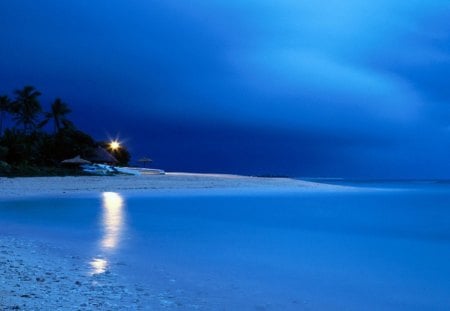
40 98 73 133
12 86 42 134
0 95 11 135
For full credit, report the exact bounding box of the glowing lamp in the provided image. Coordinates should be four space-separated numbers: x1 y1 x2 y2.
110 140 120 151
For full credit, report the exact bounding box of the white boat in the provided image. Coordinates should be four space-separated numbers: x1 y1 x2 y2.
114 167 165 175
114 167 141 176
136 168 165 175
81 164 164 176
81 164 114 176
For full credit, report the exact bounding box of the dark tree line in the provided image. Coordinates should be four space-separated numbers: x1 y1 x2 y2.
0 86 130 176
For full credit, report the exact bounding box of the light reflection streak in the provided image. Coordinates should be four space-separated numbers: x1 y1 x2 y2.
89 192 125 275
90 257 108 275
101 192 124 250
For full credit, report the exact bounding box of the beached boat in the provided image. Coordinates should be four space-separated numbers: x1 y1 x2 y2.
114 167 141 176
81 163 164 176
112 167 165 175
135 168 165 175
81 164 114 176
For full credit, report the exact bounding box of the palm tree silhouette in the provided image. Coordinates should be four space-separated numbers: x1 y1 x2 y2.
12 86 42 134
0 95 11 135
40 98 73 133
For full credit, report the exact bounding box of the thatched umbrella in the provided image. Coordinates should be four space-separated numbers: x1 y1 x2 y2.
87 147 118 164
138 157 153 167
61 155 91 165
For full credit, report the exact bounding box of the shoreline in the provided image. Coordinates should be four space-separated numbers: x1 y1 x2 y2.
0 172 346 200
1 175 444 310
0 173 343 310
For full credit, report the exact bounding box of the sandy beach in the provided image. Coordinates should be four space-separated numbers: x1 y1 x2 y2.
0 173 335 310
1 177 450 310
0 235 151 310
0 172 335 199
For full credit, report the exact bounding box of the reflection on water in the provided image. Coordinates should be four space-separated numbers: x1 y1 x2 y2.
90 257 108 275
90 192 125 275
101 192 124 250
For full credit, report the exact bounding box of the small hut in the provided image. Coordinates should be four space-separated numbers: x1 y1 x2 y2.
61 155 91 165
138 157 153 167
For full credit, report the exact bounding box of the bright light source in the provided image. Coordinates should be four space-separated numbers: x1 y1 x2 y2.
110 140 120 150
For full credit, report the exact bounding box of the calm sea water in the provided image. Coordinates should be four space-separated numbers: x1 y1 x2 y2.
1 182 450 310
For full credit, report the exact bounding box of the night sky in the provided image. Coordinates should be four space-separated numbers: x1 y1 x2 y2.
1 1 450 178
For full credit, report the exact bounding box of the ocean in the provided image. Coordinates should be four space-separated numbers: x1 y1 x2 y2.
1 181 450 310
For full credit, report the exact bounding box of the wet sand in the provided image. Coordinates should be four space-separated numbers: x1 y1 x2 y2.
0 173 343 310
0 235 150 310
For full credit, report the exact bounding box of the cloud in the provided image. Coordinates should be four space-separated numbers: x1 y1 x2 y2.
226 49 422 130
1 0 450 176
128 0 446 135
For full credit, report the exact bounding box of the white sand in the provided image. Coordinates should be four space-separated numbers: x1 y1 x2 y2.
0 236 150 310
0 172 339 199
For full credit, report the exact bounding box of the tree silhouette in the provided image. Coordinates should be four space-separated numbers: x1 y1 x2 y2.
40 98 74 133
0 95 11 135
0 85 136 176
12 86 42 134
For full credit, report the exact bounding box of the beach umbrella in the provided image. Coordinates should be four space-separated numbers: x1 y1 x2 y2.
87 147 118 164
61 155 91 164
138 157 153 167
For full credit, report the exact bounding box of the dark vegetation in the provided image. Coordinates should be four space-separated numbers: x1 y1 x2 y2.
0 86 130 177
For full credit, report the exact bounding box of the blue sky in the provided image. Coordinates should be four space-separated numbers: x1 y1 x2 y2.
1 1 450 177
